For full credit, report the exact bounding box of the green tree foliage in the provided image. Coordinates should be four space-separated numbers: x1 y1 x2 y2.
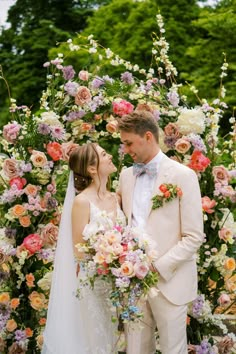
0 0 111 127
182 0 236 107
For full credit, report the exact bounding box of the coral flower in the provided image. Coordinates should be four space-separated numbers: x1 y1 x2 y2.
188 150 211 172
201 196 217 214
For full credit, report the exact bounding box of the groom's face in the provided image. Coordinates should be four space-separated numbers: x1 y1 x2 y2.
120 131 150 163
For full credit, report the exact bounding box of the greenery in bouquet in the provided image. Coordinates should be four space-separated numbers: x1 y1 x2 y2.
76 211 158 328
0 11 235 353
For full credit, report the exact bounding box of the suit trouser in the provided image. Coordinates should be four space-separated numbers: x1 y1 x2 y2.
126 291 188 354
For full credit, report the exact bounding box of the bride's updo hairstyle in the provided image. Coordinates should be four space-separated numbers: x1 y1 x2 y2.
69 143 99 192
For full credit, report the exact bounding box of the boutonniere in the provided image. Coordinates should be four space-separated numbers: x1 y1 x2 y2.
151 183 183 210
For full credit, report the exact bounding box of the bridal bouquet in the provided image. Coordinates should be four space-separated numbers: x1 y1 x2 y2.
75 215 159 326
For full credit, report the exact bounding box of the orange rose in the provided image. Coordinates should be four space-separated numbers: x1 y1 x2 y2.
225 274 236 292
24 184 38 196
12 204 26 217
175 138 191 154
39 317 47 326
28 291 47 310
19 215 31 227
0 292 10 304
81 123 92 132
10 298 20 309
224 258 236 271
25 327 33 337
26 273 35 287
6 319 17 332
46 142 62 161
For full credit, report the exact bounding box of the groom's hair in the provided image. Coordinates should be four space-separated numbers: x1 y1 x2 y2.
118 110 159 143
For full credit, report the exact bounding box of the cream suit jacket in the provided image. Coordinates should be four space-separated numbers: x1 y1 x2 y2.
118 154 204 305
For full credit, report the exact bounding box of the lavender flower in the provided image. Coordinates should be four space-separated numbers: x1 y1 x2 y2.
5 228 17 238
121 72 134 85
115 277 130 289
64 81 79 96
191 295 204 318
64 110 85 122
15 329 27 342
91 77 104 89
38 123 51 135
62 65 76 80
167 91 180 107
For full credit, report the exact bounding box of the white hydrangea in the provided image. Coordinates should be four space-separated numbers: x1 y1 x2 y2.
176 108 206 135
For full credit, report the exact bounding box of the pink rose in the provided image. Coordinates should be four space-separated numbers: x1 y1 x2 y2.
106 120 118 134
78 70 89 81
175 138 191 154
133 262 149 279
3 158 19 179
164 123 181 138
9 177 27 190
61 141 79 161
201 196 217 214
22 234 43 254
112 100 134 117
30 150 47 168
3 122 22 143
75 86 91 106
217 293 231 307
218 227 233 242
41 223 59 247
212 165 230 185
46 142 62 161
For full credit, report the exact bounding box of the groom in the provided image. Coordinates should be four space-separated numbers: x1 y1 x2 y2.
117 110 204 354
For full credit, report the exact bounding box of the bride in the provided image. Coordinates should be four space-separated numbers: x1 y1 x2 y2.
42 142 126 354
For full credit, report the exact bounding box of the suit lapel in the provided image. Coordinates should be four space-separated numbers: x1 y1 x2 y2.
125 169 136 225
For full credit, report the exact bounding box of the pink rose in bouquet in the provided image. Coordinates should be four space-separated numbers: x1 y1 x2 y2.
3 122 22 143
76 224 158 325
22 234 43 254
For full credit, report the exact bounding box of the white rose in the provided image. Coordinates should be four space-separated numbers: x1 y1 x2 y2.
176 108 206 135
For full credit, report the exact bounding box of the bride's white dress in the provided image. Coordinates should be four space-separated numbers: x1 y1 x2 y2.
42 194 126 354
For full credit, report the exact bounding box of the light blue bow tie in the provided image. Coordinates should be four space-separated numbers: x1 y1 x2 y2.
133 163 157 178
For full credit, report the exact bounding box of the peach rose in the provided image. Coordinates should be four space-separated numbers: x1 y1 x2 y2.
36 334 44 349
78 70 89 81
41 223 59 246
19 215 31 228
6 319 17 332
2 158 19 179
10 298 20 309
175 138 191 154
224 257 236 271
225 274 236 292
133 262 149 279
46 142 62 161
136 103 153 112
201 196 217 214
0 292 10 304
120 261 135 277
28 291 47 311
81 123 92 132
106 120 118 134
212 165 230 185
30 150 48 168
61 141 79 161
24 184 38 197
218 227 233 242
12 204 26 217
75 86 91 106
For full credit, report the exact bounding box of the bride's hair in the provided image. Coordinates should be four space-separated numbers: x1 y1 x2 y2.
69 143 99 192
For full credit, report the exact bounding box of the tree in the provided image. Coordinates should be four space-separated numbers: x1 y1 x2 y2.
0 0 112 127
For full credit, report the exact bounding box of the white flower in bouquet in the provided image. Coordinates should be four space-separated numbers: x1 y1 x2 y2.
176 107 206 135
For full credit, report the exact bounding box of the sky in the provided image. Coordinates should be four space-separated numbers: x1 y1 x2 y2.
0 0 16 27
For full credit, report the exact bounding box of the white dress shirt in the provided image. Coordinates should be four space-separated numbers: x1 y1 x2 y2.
132 150 164 229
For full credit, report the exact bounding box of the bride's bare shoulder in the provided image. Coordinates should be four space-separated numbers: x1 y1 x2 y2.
73 192 90 208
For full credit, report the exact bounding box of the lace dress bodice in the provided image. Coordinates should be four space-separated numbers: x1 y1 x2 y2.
77 198 126 354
